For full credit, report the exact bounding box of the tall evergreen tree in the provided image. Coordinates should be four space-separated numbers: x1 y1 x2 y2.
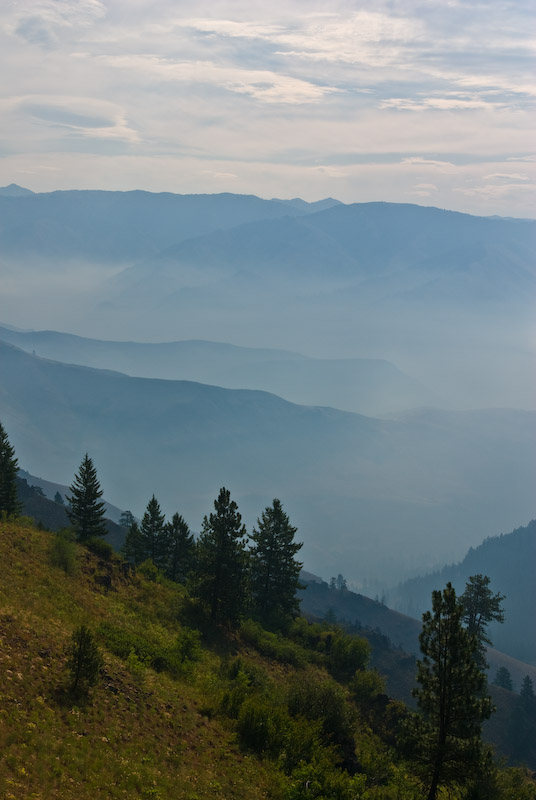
460 574 505 668
67 454 107 542
140 495 167 568
402 583 493 800
249 498 303 629
0 421 22 517
164 512 195 583
191 487 247 624
121 521 145 566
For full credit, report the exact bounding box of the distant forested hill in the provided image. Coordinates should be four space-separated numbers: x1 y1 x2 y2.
391 520 536 664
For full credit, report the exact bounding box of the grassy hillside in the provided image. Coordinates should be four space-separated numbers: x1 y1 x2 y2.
1 517 535 799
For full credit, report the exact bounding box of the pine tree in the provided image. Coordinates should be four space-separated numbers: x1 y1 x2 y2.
67 454 107 542
460 574 505 668
66 624 103 697
249 498 303 629
0 421 22 517
54 491 64 505
509 675 536 765
139 495 167 568
164 512 195 583
191 487 248 624
493 666 513 691
121 521 145 566
403 583 493 800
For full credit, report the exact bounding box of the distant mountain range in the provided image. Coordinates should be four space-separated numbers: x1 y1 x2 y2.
1 340 534 585
0 325 428 415
391 520 536 665
0 188 324 261
1 189 534 410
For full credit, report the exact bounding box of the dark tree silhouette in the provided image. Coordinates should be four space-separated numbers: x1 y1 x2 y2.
403 583 493 800
67 454 107 542
192 487 248 624
66 624 103 697
0 420 22 517
493 666 513 691
460 574 505 668
140 495 167 568
164 512 194 583
249 498 303 629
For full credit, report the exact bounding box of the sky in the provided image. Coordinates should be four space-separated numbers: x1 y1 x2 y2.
1 0 535 217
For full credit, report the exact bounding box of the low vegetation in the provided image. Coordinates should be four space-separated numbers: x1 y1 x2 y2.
0 427 535 798
1 517 535 799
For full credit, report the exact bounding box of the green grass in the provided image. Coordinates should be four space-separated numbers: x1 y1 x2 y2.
1 518 535 800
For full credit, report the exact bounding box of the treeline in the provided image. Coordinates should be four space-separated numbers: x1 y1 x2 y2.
121 487 302 630
41 449 304 633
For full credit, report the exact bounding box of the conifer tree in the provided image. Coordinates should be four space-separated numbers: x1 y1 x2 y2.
403 583 493 800
66 624 103 697
493 666 513 691
0 420 22 517
140 495 167 568
121 521 145 566
249 498 303 629
460 574 505 668
509 675 536 764
164 512 195 583
67 454 107 542
192 487 247 624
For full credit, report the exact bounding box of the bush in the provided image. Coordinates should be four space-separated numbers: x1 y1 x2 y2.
328 631 369 680
49 529 77 575
86 536 114 561
287 674 355 749
138 559 160 582
237 698 289 757
98 622 200 678
349 668 385 708
240 619 307 667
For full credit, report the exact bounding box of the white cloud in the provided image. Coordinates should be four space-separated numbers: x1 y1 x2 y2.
483 173 529 181
100 55 341 104
402 158 455 169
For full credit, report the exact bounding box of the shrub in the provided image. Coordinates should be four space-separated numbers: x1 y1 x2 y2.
86 536 114 561
287 674 355 750
138 559 160 582
349 668 385 708
240 619 307 667
49 528 77 575
328 631 369 680
237 698 289 758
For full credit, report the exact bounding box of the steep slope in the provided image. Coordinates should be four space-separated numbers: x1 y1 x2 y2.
1 341 534 585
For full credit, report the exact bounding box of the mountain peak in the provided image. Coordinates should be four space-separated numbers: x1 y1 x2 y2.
0 183 35 197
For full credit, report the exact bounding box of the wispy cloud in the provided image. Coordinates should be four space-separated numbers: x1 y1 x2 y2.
0 0 534 216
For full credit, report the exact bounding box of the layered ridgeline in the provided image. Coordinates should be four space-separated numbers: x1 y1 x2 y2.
1 190 534 410
1 340 534 586
0 325 428 416
391 520 536 665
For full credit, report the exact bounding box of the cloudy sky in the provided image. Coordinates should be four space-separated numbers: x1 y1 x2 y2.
1 0 535 216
